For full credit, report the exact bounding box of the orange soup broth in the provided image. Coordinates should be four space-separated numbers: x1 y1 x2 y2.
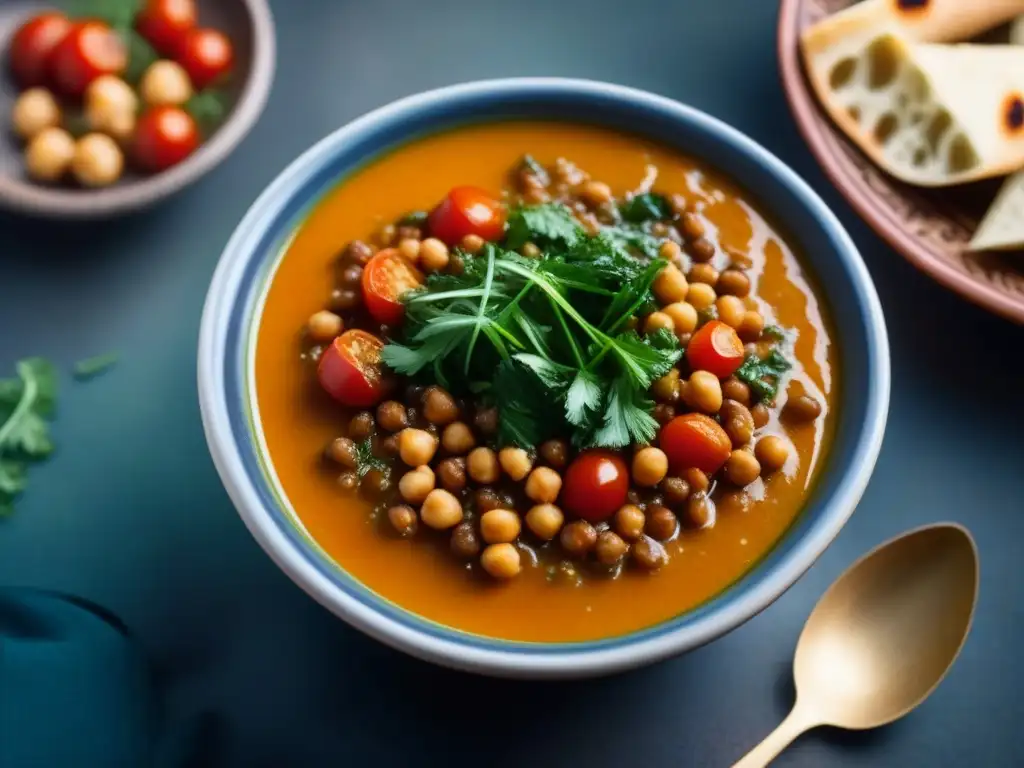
255 121 837 643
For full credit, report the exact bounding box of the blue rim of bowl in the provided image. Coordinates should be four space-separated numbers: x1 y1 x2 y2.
198 78 890 678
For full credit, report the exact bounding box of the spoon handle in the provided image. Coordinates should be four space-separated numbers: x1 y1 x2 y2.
731 706 815 768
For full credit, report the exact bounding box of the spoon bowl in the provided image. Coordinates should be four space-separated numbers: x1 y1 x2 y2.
734 523 978 766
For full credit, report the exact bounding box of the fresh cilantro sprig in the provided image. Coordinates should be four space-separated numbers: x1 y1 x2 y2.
382 205 684 449
735 349 792 402
354 439 389 479
0 359 58 516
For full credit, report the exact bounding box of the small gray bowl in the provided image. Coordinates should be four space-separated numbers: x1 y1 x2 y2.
0 0 275 218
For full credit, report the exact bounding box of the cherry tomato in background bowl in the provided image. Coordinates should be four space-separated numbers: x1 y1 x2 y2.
134 106 200 172
318 330 386 408
361 249 424 326
135 0 197 56
562 450 630 522
8 12 72 88
686 320 745 379
177 27 234 89
428 186 506 245
49 21 127 98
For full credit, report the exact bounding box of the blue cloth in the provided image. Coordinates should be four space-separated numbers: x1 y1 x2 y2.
0 590 154 767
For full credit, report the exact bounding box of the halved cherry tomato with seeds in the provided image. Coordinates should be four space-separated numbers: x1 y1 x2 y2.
361 249 423 326
8 12 72 88
686 320 745 379
135 0 197 56
318 330 385 407
659 413 732 474
562 450 629 522
49 21 127 97
428 186 506 245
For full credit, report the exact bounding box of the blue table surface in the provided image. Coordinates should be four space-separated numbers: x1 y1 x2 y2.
2 1 1022 765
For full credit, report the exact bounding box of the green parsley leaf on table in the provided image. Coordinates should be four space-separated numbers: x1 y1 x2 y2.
0 359 58 516
74 352 119 380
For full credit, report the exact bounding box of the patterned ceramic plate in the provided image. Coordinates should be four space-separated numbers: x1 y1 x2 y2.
778 0 1024 324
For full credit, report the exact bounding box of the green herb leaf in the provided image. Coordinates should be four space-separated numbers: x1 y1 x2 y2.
564 370 602 428
619 193 670 223
353 439 389 479
491 359 560 448
762 325 787 341
591 374 659 448
601 225 663 260
518 154 549 186
69 0 142 28
186 90 228 132
74 352 118 380
735 349 793 402
505 203 583 249
398 210 428 227
122 28 157 84
0 358 58 515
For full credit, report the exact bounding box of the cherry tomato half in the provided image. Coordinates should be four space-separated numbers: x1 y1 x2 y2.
659 413 731 475
686 320 745 379
8 12 72 88
177 27 234 89
562 450 630 522
135 0 197 56
134 106 199 172
318 330 385 407
361 249 424 326
428 186 506 246
49 21 127 98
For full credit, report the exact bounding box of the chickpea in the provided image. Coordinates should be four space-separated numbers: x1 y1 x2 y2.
464 447 498 484
480 509 522 544
139 60 193 106
651 369 680 403
330 288 360 312
25 127 75 182
388 505 418 537
653 263 689 305
783 394 823 423
686 282 717 311
474 406 498 436
687 370 723 414
377 400 409 432
524 187 550 204
668 193 688 217
441 421 476 454
595 531 629 566
684 492 715 528
560 520 597 556
348 411 375 441
660 476 691 506
525 466 562 504
342 240 375 265
663 301 698 336
614 504 646 540
337 472 359 491
579 179 613 206
474 488 503 513
481 543 521 579
646 505 678 541
420 488 464 530
537 439 567 469
751 403 771 429
633 536 668 570
460 234 485 254
722 400 755 447
739 311 765 342
680 212 706 240
659 240 682 262
716 296 746 329
755 436 790 473
525 504 564 540
644 311 675 335
717 269 751 297
689 263 719 287
519 241 542 259
378 435 399 457
632 447 669 487
683 467 710 494
423 387 459 425
722 378 751 406
71 133 124 188
399 466 435 504
390 237 419 264
375 223 396 247
325 437 358 468
688 237 717 263
84 76 137 141
398 428 437 466
450 522 481 559
12 88 61 140
436 457 467 493
306 310 342 343
653 403 676 425
360 468 391 497
724 450 761 486
419 238 449 272
498 447 533 481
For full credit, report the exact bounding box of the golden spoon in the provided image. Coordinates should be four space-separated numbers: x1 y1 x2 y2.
733 523 978 767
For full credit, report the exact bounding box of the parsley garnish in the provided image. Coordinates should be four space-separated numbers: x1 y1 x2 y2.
398 210 429 227
74 352 118 380
354 439 389 479
382 209 683 449
0 359 57 516
735 349 792 402
619 193 670 223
